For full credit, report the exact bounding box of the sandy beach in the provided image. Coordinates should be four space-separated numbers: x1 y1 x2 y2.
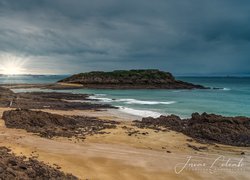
0 106 249 180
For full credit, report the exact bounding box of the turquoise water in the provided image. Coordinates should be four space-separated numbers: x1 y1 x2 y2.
9 75 250 118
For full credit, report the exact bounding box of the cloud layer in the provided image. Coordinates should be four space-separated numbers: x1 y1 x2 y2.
0 0 250 75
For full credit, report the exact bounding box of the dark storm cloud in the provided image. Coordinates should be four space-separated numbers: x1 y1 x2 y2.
0 0 250 75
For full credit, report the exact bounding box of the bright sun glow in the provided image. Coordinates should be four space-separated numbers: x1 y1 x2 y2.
0 54 27 75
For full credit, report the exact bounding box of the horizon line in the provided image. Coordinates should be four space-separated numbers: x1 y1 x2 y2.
1 73 250 78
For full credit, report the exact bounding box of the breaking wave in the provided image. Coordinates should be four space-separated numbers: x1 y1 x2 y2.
117 106 163 118
88 95 176 105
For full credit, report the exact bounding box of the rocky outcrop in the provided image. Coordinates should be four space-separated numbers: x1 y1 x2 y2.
0 87 16 107
0 90 115 110
0 147 77 179
59 69 206 89
0 87 14 97
2 109 119 139
134 113 250 147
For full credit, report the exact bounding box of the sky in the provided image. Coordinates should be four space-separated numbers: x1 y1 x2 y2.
0 0 250 75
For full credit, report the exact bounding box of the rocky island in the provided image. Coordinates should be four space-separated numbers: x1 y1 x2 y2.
58 69 206 89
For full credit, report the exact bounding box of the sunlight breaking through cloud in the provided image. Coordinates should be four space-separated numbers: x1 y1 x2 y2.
0 54 28 75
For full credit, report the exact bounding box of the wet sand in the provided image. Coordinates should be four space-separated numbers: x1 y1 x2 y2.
0 107 250 179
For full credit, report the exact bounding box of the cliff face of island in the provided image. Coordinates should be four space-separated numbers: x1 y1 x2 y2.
59 69 205 89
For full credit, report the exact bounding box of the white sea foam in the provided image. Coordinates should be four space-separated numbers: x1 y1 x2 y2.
95 94 107 96
222 88 231 91
88 96 113 102
116 98 176 105
117 106 163 118
88 95 176 105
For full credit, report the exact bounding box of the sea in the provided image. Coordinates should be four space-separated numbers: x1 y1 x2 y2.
2 75 250 118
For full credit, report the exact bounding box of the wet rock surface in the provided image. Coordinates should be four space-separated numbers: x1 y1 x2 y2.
2 109 119 139
0 147 77 179
0 88 115 110
19 92 90 100
133 113 250 147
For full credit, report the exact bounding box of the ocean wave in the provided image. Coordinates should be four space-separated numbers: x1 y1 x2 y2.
88 96 113 102
95 94 107 96
211 87 231 91
88 96 176 105
117 106 163 118
222 88 231 91
116 98 176 105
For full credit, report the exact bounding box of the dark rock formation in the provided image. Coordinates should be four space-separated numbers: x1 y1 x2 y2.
0 87 16 107
133 113 250 147
20 92 90 100
59 69 206 89
0 87 14 97
0 147 77 179
2 109 119 139
0 90 116 110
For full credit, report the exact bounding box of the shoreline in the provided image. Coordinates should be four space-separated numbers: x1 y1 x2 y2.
0 82 208 90
0 107 249 179
0 85 250 179
8 84 168 118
